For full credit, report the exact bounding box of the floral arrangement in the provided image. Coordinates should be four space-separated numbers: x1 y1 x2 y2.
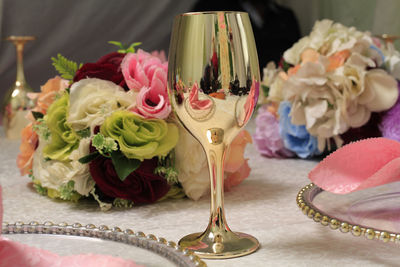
255 19 400 158
16 42 252 210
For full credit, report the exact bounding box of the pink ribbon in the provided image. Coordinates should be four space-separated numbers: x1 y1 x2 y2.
309 138 400 194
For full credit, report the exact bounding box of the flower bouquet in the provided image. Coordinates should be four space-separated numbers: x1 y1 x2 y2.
255 19 400 159
17 42 252 210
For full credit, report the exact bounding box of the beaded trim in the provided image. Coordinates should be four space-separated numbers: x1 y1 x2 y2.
2 221 206 267
297 183 400 244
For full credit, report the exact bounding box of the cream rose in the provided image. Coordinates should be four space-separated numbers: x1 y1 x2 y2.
68 78 136 134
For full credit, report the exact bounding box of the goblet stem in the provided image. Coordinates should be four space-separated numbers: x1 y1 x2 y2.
178 142 259 259
15 42 26 83
207 145 229 233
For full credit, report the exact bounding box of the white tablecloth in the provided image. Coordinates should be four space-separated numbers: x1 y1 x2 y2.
1 121 400 266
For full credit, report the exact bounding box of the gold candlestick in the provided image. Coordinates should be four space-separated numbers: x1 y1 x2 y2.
1 36 35 139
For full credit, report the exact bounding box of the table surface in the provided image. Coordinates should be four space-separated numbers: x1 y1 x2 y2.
1 121 400 267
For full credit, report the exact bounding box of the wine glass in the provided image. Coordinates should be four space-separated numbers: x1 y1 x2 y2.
168 11 260 258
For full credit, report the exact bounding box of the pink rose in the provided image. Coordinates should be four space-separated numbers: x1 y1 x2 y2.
224 130 253 190
134 69 171 119
122 49 170 119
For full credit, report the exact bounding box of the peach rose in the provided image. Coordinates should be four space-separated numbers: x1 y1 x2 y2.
27 76 69 121
224 130 252 190
16 123 38 176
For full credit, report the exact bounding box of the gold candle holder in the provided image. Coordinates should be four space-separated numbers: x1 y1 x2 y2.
1 36 35 139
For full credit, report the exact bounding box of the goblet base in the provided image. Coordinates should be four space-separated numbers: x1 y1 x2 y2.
178 229 259 259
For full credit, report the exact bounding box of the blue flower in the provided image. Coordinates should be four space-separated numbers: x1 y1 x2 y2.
278 101 320 158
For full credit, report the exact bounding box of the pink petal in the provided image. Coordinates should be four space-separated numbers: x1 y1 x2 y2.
133 63 149 88
309 138 400 194
122 53 149 91
136 87 171 119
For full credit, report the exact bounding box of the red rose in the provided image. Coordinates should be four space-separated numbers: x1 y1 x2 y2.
73 52 127 89
89 154 170 204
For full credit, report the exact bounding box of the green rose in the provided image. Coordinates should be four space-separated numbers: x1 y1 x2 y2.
100 110 179 161
43 93 79 161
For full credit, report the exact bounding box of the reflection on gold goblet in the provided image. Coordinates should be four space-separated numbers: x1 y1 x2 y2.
168 11 260 259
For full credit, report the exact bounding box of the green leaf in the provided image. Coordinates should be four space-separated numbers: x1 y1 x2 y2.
78 151 100 164
33 183 47 196
111 150 141 181
108 41 142 54
76 127 91 138
31 111 44 120
155 153 179 184
113 198 134 208
126 42 142 53
261 85 269 97
108 41 125 49
51 54 80 80
281 60 291 72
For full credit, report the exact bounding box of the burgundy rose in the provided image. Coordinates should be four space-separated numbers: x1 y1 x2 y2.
73 52 127 89
89 155 170 204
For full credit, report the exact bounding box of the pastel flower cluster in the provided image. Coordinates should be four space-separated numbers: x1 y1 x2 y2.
17 44 252 209
256 20 400 159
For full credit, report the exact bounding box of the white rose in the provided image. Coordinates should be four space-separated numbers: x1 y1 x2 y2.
174 123 209 200
335 58 398 127
283 36 310 65
361 69 398 111
284 19 370 65
262 62 280 87
283 60 348 151
68 138 95 196
68 78 136 134
261 62 287 103
32 138 94 196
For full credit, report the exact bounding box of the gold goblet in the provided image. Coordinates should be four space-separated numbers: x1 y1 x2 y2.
168 11 260 259
2 36 35 139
